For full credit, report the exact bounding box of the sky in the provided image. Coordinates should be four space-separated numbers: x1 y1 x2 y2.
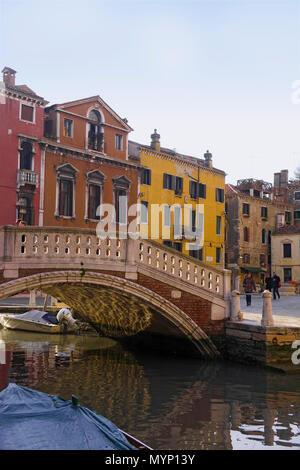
1 0 300 184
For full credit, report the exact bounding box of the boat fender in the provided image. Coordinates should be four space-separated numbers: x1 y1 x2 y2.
56 308 77 328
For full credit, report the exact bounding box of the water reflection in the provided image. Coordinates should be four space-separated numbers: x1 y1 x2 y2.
0 329 300 450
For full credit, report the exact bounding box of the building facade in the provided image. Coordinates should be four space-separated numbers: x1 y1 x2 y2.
129 131 226 268
0 67 48 226
225 178 294 289
271 223 300 287
41 96 139 231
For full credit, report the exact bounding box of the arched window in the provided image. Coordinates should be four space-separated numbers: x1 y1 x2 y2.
244 226 249 242
262 228 266 244
88 109 101 123
87 109 104 151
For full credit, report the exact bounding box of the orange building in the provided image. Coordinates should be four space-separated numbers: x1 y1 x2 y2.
40 96 139 230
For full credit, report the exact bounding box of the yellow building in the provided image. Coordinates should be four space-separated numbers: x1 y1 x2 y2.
128 130 226 268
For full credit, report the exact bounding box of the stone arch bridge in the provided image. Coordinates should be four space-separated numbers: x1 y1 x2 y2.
0 226 231 358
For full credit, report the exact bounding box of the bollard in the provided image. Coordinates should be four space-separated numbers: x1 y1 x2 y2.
261 290 274 327
230 290 241 321
29 290 36 308
43 294 50 311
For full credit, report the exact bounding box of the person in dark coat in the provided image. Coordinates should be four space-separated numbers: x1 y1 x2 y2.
265 274 273 292
243 272 256 306
272 272 281 300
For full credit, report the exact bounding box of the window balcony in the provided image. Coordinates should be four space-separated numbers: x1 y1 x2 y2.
17 169 39 187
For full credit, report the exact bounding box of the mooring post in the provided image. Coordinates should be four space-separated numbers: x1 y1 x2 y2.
230 290 241 321
29 290 36 308
261 290 274 327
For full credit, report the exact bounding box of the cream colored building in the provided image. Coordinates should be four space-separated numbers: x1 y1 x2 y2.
271 223 300 290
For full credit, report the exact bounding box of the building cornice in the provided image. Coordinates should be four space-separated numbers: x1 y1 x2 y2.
3 86 48 106
139 147 226 178
37 137 140 171
225 192 294 209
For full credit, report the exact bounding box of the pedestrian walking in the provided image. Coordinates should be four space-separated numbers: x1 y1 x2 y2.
272 272 281 300
243 272 256 306
265 274 272 292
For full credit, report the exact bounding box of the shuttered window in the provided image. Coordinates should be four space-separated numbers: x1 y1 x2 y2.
216 188 224 202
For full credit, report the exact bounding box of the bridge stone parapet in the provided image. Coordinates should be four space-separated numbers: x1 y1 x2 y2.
0 226 231 357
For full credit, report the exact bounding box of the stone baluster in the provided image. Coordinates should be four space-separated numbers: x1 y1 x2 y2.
261 290 274 327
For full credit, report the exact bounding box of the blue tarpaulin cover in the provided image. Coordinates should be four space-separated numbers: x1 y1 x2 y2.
0 383 137 450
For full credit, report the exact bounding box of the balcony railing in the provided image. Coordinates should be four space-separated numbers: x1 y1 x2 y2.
17 169 39 187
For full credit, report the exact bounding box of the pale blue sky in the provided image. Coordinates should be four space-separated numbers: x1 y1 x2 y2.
1 0 300 183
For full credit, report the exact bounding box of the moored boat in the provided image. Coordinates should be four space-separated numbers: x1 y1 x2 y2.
0 383 151 450
0 309 77 334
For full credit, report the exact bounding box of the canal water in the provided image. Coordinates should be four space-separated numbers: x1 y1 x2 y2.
0 329 300 450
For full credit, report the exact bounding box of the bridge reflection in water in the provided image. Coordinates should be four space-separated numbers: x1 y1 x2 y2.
0 329 300 450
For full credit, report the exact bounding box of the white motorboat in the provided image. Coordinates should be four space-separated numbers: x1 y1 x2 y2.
0 309 77 334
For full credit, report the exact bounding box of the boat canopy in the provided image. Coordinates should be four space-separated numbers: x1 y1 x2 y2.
0 383 137 450
3 310 59 325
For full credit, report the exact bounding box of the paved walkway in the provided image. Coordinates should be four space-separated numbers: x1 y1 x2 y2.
240 294 300 327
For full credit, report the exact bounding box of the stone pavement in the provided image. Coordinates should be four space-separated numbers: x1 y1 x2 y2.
240 294 300 327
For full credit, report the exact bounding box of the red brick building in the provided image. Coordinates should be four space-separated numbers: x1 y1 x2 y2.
0 67 48 226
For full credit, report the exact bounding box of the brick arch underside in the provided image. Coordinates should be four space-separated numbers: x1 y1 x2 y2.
0 271 219 358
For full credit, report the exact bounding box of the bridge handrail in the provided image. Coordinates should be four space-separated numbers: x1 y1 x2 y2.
0 226 230 299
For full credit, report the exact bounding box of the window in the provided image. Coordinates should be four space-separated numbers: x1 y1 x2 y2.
20 104 34 122
285 211 292 224
88 184 101 220
261 206 268 219
189 181 206 199
262 228 266 244
243 253 250 264
216 247 221 264
283 243 292 258
191 209 196 233
55 163 78 219
141 168 151 185
198 183 206 199
284 268 292 282
294 211 300 220
63 119 73 138
295 192 300 201
163 240 173 248
174 242 182 252
141 201 149 224
244 226 249 242
216 216 222 235
260 254 265 265
174 206 182 239
216 188 224 203
190 181 198 199
164 205 171 227
163 173 174 190
190 247 203 261
59 179 73 217
113 176 130 225
242 203 250 216
20 141 33 170
115 189 127 224
87 109 103 151
175 176 183 195
115 134 123 150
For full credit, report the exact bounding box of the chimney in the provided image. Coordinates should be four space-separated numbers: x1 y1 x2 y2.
274 172 280 188
204 150 213 169
280 169 289 188
150 129 160 152
2 67 17 87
